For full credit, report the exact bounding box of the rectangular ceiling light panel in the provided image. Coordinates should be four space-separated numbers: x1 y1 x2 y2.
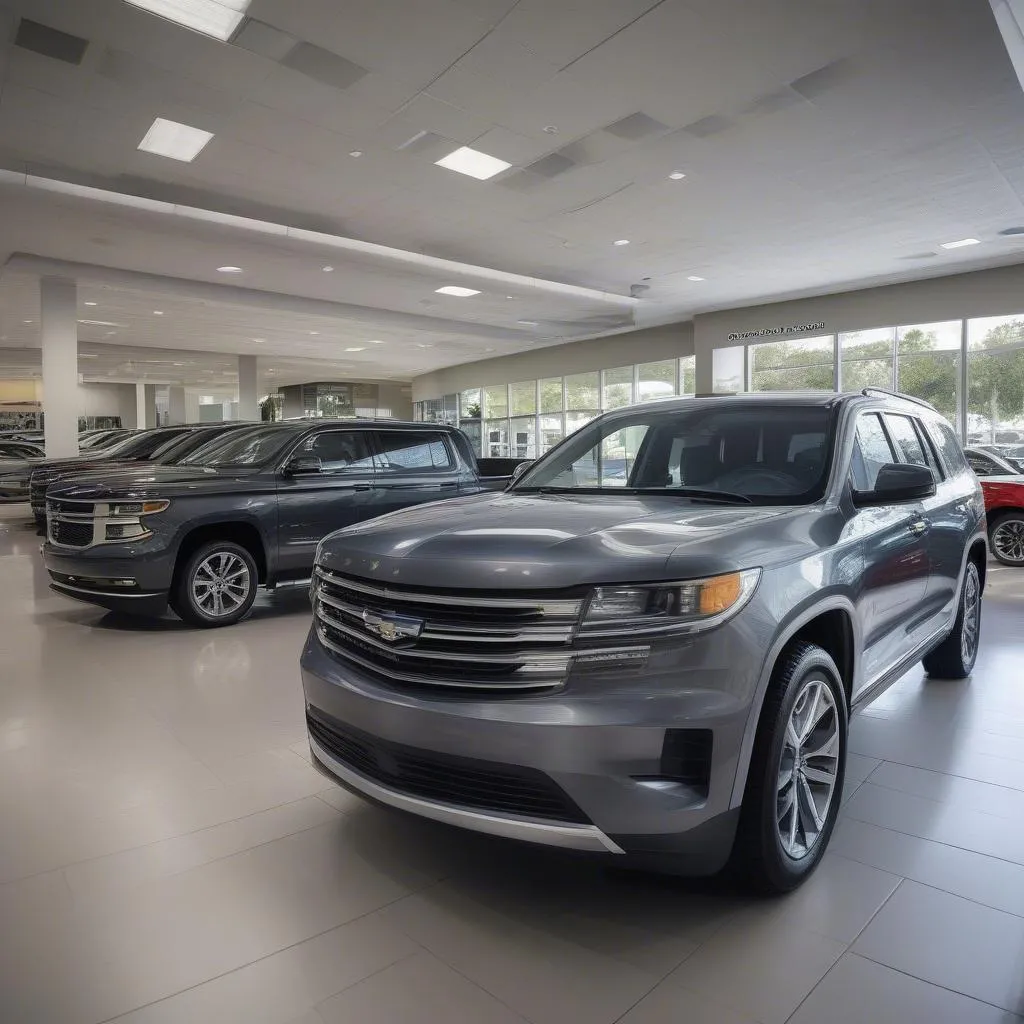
123 0 251 42
436 286 481 297
435 146 511 180
138 117 214 161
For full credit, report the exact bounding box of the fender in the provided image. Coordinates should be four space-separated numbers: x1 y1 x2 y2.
170 510 276 577
728 591 861 808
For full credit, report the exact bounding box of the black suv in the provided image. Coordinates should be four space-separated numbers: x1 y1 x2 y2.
42 420 487 627
301 390 987 892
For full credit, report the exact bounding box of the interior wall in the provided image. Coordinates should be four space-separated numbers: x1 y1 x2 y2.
692 263 1024 391
412 323 695 401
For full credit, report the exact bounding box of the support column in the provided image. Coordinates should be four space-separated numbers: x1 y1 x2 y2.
135 383 157 428
167 386 187 425
40 277 79 458
237 355 258 421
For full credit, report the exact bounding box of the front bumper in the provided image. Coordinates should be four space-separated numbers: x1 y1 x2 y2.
300 624 758 873
43 544 173 617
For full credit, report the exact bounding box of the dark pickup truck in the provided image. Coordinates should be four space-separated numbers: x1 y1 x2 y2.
42 419 502 627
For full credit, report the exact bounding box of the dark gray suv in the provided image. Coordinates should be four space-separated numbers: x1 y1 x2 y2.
301 390 986 892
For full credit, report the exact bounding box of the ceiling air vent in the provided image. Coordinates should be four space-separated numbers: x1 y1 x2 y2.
281 42 367 91
14 18 89 65
526 153 576 178
604 112 669 140
680 114 733 139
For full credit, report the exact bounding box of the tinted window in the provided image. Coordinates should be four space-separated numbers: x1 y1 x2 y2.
517 403 834 504
851 413 896 491
930 422 969 476
181 426 298 467
966 452 1003 476
107 428 191 459
883 414 935 475
374 431 454 474
301 430 374 473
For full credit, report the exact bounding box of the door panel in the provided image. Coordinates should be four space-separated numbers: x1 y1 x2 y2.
275 430 377 578
369 430 462 518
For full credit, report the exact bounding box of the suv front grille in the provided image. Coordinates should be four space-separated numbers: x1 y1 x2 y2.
312 566 585 693
307 709 589 824
49 518 93 547
29 472 50 511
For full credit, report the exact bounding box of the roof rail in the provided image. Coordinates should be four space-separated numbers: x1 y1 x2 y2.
860 386 937 412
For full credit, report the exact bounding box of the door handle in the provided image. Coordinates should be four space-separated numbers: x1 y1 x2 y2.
352 483 374 491
438 482 458 489
908 519 930 536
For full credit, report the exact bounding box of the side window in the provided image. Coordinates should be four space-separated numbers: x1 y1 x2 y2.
929 420 969 476
851 413 896 491
883 414 938 477
966 453 1001 477
303 431 374 473
374 431 454 474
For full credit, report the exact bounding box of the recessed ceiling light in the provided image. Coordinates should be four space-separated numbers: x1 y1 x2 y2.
668 170 687 180
217 266 243 273
517 320 539 326
123 0 251 41
543 125 559 134
309 331 319 336
84 301 97 306
613 239 630 246
436 285 480 297
940 237 980 249
687 275 705 282
349 150 363 158
153 310 164 315
367 339 384 344
435 146 511 181
322 265 334 272
137 117 214 162
23 319 32 324
345 347 366 352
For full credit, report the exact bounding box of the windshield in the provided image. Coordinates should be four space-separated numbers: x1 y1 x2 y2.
178 425 298 467
514 402 836 505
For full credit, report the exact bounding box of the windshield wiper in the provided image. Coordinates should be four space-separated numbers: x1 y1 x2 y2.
645 487 753 504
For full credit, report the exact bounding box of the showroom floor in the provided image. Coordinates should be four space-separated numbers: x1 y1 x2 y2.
2 505 1024 1024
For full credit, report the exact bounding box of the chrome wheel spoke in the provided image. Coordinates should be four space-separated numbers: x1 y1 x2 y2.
798 774 824 835
802 764 836 786
192 552 251 617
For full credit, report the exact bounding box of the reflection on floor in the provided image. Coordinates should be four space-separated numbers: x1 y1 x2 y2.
2 502 1023 1024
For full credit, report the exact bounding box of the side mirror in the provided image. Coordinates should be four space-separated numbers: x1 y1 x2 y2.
508 462 530 486
853 463 936 506
283 455 323 476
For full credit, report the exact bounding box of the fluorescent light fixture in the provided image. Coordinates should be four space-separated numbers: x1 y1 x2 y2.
613 239 630 246
367 339 384 344
345 347 366 352
940 237 980 249
436 285 480 297
252 337 265 343
123 0 251 42
517 320 539 326
78 319 123 327
153 310 164 315
138 117 214 162
84 301 97 306
687 275 705 282
217 266 243 273
435 146 511 181
669 171 687 180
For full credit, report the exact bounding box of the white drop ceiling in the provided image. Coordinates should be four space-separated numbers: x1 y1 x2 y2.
1 0 1024 386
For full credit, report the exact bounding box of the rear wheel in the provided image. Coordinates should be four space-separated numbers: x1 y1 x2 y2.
171 540 257 628
989 512 1024 567
730 642 847 894
922 560 981 680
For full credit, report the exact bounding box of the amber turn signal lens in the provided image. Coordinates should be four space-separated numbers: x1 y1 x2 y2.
699 573 743 615
141 500 170 514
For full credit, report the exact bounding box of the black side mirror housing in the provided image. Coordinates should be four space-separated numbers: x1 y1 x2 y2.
507 462 530 488
853 462 936 506
283 455 323 476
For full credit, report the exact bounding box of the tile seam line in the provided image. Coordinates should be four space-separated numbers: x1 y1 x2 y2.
839 805 1024 873
0 792 341 889
829 836 1024 920
782 875 907 1024
866 757 1024 799
92 890 426 1024
857 776 1024 820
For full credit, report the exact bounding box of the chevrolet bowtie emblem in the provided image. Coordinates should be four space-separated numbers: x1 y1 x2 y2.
362 609 424 643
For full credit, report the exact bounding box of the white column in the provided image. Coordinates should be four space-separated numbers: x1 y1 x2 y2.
167 386 187 425
40 276 79 458
135 383 147 429
237 355 258 421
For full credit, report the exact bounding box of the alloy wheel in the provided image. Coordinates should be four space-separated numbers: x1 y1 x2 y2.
961 565 981 666
191 551 251 618
992 518 1024 564
776 677 840 860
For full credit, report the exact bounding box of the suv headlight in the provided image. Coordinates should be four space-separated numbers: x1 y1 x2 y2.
109 500 169 516
581 569 761 637
102 500 170 542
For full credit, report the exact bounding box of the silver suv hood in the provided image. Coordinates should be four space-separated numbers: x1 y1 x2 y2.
318 491 804 589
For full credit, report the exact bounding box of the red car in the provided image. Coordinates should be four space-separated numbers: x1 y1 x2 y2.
965 448 1024 565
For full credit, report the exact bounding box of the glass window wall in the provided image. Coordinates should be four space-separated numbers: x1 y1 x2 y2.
751 335 834 391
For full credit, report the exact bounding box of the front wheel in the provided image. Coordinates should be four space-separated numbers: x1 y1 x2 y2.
989 512 1024 567
730 642 847 894
922 560 981 679
171 541 258 628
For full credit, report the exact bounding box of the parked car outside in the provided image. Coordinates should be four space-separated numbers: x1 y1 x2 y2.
964 447 1024 565
303 391 986 893
43 420 492 627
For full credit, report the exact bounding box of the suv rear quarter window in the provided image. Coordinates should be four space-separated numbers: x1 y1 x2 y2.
373 431 454 474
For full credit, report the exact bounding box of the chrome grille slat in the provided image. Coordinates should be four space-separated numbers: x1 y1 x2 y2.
312 565 588 693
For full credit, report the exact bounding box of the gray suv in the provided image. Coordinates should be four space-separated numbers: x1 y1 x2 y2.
301 391 986 892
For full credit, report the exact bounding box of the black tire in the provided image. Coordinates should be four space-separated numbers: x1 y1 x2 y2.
922 560 981 680
171 540 258 628
988 512 1024 567
730 642 848 895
